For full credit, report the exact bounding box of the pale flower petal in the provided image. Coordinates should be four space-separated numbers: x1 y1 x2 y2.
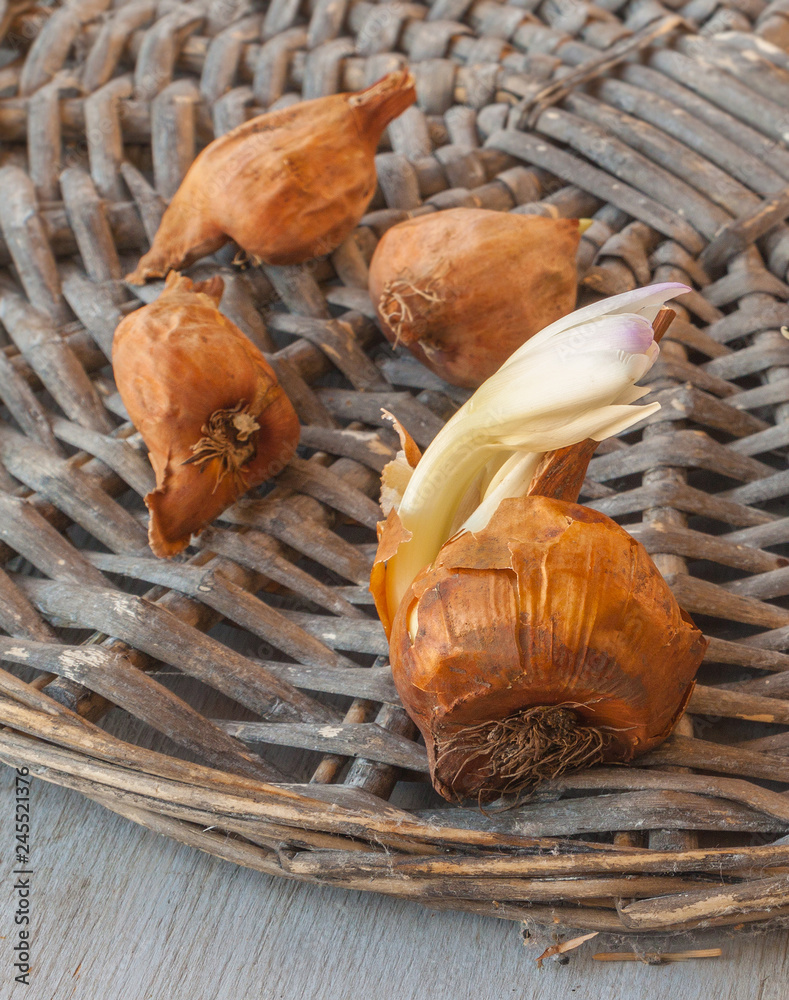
501 282 690 364
547 314 656 361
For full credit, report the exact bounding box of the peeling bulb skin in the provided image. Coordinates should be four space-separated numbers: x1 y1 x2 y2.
112 273 300 558
126 71 416 284
387 497 707 803
369 210 582 388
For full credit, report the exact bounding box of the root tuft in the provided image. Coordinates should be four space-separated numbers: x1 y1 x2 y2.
182 400 259 492
433 704 612 804
378 265 449 347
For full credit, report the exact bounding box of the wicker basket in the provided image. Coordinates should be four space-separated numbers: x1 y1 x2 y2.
3 0 789 942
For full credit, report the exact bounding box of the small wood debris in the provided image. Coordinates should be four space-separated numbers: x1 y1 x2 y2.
593 948 723 964
536 932 599 967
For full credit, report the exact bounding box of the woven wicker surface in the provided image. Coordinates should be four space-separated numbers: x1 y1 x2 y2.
3 0 789 939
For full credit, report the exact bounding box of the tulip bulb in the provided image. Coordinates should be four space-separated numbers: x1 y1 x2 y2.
369 209 583 388
127 70 416 284
113 273 300 558
371 283 707 802
388 495 706 801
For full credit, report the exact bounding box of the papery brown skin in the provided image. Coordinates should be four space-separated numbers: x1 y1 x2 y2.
126 71 416 283
368 209 582 388
112 273 300 557
381 496 708 802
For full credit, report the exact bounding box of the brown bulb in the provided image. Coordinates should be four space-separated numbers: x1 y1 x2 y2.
126 70 416 284
368 209 582 388
383 495 707 802
113 273 300 557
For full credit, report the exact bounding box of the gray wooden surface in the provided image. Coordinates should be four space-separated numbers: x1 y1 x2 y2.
2 746 789 999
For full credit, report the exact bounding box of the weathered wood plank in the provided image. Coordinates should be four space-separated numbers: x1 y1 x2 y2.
316 389 445 448
0 641 284 781
485 129 705 252
664 573 789 629
14 577 339 723
689 685 789 724
225 498 373 585
0 290 115 433
0 492 109 588
278 611 389 655
0 423 148 553
84 552 358 671
275 456 381 529
298 425 395 472
619 874 789 931
639 734 789 783
627 523 787 575
197 526 365 619
587 480 775 528
218 720 428 772
589 431 772 484
258 661 398 703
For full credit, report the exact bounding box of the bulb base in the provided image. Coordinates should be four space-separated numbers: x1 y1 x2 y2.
431 704 613 804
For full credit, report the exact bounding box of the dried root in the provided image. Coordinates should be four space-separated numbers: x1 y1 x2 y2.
378 266 448 347
231 248 264 270
183 400 260 492
433 704 613 804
